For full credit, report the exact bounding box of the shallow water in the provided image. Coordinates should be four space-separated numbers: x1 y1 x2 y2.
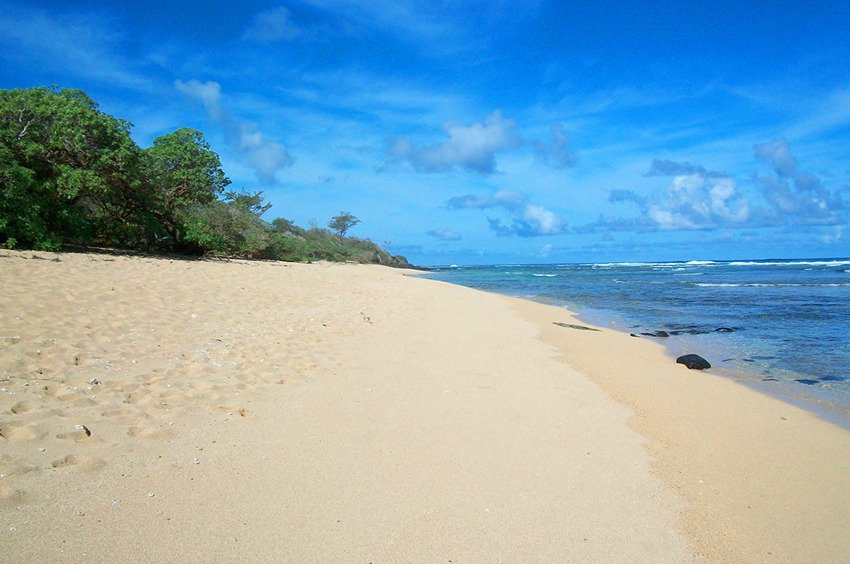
426 259 850 426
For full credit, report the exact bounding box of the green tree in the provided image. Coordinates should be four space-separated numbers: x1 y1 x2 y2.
142 128 230 249
328 211 359 237
0 86 142 249
183 191 274 258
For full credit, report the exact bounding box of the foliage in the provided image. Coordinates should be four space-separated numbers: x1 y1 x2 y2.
0 86 142 249
328 211 360 236
183 191 272 258
0 86 413 268
142 128 230 249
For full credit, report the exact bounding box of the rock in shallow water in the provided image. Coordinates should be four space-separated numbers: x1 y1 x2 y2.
795 378 820 385
676 354 711 370
641 331 670 338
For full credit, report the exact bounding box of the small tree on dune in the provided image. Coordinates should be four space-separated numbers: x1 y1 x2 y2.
328 212 359 237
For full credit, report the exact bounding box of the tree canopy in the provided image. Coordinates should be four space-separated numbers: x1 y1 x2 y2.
0 86 411 267
328 212 360 236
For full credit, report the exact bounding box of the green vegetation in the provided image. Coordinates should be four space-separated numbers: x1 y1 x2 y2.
328 211 359 236
0 86 411 267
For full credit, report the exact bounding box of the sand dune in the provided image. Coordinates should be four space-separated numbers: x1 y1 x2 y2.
1 249 848 561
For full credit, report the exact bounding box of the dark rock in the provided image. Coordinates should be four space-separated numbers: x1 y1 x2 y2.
669 329 708 335
762 377 779 382
820 375 846 382
676 354 711 370
668 325 707 335
715 327 735 333
795 378 820 385
641 331 669 338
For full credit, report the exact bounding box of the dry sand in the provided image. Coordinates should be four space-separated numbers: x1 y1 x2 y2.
1 250 848 562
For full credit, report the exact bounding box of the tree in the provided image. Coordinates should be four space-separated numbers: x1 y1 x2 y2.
328 211 359 237
142 127 230 249
0 86 142 249
182 190 272 258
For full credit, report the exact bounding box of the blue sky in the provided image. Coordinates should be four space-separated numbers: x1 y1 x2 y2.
2 0 849 265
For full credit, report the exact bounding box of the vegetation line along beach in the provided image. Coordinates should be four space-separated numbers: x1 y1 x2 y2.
0 87 410 267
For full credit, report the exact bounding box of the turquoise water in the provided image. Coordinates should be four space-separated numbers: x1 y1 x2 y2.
426 259 850 425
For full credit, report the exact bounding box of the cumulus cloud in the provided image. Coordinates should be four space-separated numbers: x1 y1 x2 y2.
387 112 521 174
604 173 750 231
644 159 726 178
446 189 565 237
532 124 577 168
753 138 844 225
427 228 462 241
588 144 846 233
243 7 299 42
175 79 294 184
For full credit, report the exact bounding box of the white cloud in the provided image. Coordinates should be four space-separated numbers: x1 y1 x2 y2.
447 189 565 237
175 79 294 184
753 138 844 226
649 175 749 230
427 228 462 241
521 204 565 235
175 79 223 118
243 7 300 42
603 173 750 231
388 112 521 174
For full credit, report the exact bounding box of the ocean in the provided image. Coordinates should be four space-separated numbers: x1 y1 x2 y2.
425 259 850 427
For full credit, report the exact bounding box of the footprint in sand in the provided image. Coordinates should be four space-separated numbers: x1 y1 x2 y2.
9 400 37 414
51 454 106 471
55 424 92 441
0 454 39 477
100 406 130 418
127 420 174 440
0 420 48 441
0 484 28 507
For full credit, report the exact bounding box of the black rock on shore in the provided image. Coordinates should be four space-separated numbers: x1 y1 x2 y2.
676 354 711 370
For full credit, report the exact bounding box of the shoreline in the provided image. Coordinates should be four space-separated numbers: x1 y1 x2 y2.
3 250 849 561
420 269 850 433
501 291 850 561
568 302 850 432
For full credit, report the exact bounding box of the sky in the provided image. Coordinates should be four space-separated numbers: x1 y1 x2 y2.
2 0 849 265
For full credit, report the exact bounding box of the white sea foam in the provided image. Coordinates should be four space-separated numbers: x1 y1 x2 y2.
695 282 850 288
727 260 850 267
532 273 557 277
589 259 850 269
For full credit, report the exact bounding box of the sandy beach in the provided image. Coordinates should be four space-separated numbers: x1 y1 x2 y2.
1 250 849 562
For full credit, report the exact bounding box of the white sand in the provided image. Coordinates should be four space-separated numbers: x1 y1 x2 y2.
1 250 848 561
